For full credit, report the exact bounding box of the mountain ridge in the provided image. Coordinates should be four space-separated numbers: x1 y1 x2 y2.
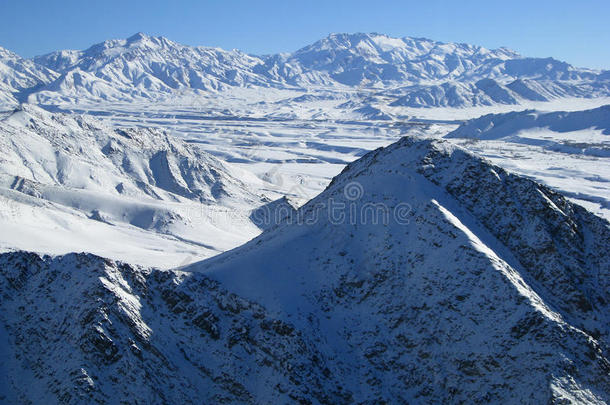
192 136 610 341
0 32 607 108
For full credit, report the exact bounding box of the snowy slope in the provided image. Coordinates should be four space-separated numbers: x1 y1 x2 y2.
0 104 268 267
1 136 608 403
447 104 610 139
0 46 58 106
387 79 610 108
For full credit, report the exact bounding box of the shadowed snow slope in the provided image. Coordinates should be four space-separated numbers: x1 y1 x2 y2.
1 137 609 404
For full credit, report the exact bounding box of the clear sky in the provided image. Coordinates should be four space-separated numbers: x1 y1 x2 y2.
1 0 609 69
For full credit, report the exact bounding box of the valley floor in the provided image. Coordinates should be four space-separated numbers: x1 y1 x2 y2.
1 96 609 267
49 96 610 219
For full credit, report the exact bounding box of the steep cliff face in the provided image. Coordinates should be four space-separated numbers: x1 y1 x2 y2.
1 137 609 404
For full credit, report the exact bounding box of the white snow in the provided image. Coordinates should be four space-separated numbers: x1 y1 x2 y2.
0 105 267 268
0 31 609 403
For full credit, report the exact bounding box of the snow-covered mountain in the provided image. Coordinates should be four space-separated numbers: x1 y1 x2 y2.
0 104 267 267
280 33 522 84
0 46 58 105
0 32 608 109
192 136 610 402
2 136 608 403
31 33 278 102
1 31 609 403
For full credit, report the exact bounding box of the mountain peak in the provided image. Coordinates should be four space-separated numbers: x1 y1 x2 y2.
0 45 20 59
126 32 150 43
182 135 610 402
124 32 173 48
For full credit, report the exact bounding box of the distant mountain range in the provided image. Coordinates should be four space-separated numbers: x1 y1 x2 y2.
1 32 609 108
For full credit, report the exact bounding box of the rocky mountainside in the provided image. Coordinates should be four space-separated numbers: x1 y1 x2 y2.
0 252 348 404
0 33 608 108
1 136 608 403
187 136 610 403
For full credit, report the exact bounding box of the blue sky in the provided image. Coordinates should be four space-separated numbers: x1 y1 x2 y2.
1 0 609 69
